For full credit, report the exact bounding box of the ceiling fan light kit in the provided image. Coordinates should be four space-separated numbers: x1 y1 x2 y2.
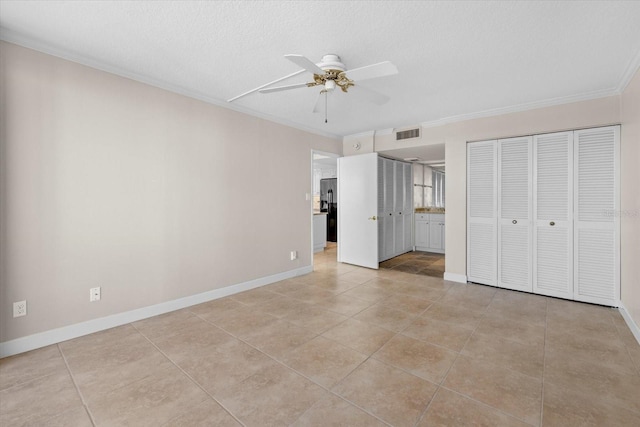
229 53 398 122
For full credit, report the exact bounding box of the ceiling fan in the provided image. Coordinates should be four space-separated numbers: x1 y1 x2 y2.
227 54 398 117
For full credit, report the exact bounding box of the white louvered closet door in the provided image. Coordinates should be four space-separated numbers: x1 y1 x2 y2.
403 163 413 252
498 136 532 292
382 158 395 261
394 160 405 255
467 140 497 286
574 126 620 306
533 132 573 299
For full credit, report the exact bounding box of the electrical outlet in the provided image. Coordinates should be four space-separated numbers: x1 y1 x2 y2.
290 250 297 260
13 300 27 317
90 287 101 302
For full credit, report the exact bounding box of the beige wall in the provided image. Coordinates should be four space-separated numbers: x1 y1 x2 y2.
0 42 341 343
620 68 640 327
344 85 640 329
434 96 621 276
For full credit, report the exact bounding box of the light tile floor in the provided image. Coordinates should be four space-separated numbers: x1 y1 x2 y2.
2 247 639 426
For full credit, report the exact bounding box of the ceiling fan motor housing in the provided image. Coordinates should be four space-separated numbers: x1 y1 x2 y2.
311 54 354 92
318 54 346 72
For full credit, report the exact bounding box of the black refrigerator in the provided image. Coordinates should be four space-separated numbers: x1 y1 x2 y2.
320 178 337 242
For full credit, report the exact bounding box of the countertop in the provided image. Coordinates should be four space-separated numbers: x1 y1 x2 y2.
415 208 445 213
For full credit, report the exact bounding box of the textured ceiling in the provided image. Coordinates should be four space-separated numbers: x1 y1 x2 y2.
2 1 640 139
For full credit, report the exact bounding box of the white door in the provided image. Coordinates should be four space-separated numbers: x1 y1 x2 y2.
338 153 379 269
403 163 414 252
467 140 498 286
382 158 395 261
533 131 573 299
497 136 532 292
574 126 620 305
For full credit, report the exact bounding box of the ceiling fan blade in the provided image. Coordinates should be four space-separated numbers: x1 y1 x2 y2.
349 84 390 105
227 69 306 102
346 61 398 82
259 83 309 94
285 54 325 75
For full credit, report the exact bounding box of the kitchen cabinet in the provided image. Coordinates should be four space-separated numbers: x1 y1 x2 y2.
415 213 445 253
313 213 327 253
467 125 620 306
414 214 430 249
429 214 445 252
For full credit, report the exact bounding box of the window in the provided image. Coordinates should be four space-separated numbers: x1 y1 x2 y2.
432 170 445 208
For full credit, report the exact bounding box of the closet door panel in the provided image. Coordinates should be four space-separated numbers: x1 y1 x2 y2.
467 141 497 286
394 162 405 255
468 223 495 282
498 136 532 292
533 131 573 298
404 163 413 252
574 126 619 306
499 224 530 288
394 214 404 256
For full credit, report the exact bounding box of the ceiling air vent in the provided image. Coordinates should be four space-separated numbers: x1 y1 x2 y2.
396 128 420 140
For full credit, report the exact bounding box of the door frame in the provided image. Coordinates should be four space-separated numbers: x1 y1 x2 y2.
310 150 341 269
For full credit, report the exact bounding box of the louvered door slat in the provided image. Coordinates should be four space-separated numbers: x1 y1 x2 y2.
536 227 570 294
498 136 532 292
533 131 573 298
467 140 497 286
574 126 620 306
393 159 403 255
394 161 404 214
384 159 394 214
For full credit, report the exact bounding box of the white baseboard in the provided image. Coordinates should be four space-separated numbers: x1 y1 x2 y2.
444 272 468 283
0 265 313 358
618 302 640 346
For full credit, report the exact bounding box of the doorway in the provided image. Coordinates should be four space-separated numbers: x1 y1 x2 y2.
377 143 446 278
311 150 340 269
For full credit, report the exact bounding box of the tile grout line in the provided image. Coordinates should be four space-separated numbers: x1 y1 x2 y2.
56 343 98 427
130 322 247 427
611 310 640 377
190 309 396 427
539 298 549 427
413 288 546 427
192 273 451 426
412 288 492 427
439 386 539 427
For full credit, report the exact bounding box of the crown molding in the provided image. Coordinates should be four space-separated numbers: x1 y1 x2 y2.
0 32 341 141
420 88 619 130
343 130 375 140
376 128 395 136
3 28 637 141
616 47 640 93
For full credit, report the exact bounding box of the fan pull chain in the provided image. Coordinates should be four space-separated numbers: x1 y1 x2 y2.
324 90 328 123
